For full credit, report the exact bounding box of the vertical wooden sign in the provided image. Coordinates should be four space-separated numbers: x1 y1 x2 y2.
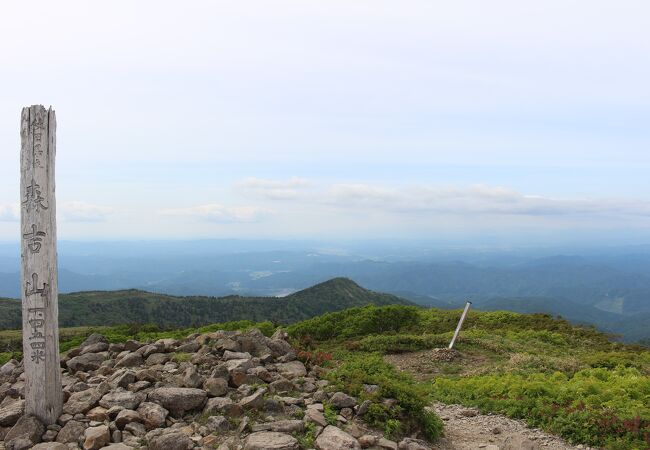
20 105 62 424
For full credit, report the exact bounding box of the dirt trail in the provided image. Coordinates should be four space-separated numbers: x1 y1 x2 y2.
384 349 599 450
430 403 596 450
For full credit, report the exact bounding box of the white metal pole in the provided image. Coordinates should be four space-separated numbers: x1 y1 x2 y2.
448 301 472 349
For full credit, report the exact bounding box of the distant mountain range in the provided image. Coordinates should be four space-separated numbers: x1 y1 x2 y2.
1 242 649 342
0 278 411 329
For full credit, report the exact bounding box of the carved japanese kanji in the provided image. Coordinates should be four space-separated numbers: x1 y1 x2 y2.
20 105 62 424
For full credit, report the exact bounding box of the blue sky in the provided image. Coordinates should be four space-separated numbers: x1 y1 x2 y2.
0 1 649 243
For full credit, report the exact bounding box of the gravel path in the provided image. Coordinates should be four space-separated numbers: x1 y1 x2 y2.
431 403 598 450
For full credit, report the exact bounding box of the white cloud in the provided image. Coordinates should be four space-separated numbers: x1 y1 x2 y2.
0 204 19 222
235 177 311 200
322 183 650 219
159 204 268 223
61 201 114 222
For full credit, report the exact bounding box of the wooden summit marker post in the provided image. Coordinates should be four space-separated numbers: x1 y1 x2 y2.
20 105 62 424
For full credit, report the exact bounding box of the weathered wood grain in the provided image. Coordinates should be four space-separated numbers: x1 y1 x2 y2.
20 105 62 424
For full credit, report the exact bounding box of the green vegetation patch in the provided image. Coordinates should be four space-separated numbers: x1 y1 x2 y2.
325 352 443 440
432 367 650 449
288 303 650 449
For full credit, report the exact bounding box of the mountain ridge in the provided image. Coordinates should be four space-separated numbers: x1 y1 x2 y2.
0 277 412 330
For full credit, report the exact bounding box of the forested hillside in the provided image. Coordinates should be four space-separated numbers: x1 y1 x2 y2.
0 278 410 329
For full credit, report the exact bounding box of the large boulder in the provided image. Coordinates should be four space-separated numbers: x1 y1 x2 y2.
56 420 86 444
79 334 110 355
115 409 142 429
63 389 102 415
115 352 143 368
330 392 357 409
99 390 142 410
203 377 228 397
244 431 299 450
148 387 206 416
4 415 45 450
83 425 110 450
0 360 19 377
148 432 194 450
31 443 69 450
66 353 105 373
0 399 25 426
276 361 307 379
315 426 361 450
137 401 168 429
239 388 267 410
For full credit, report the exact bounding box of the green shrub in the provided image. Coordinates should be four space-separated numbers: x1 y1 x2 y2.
326 353 444 440
288 305 421 341
171 352 191 363
323 402 338 426
294 421 317 448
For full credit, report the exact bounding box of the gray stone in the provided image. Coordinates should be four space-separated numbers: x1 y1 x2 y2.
223 350 251 360
145 353 169 366
115 353 143 368
315 425 361 450
176 342 199 353
377 437 398 450
205 415 230 433
148 431 194 450
330 392 357 409
5 415 45 449
66 353 105 373
79 342 110 355
0 361 18 376
203 396 242 417
244 431 299 450
124 421 146 437
269 378 294 394
123 340 142 352
83 425 110 450
86 406 108 422
137 401 169 430
63 389 102 415
112 371 136 389
357 400 371 416
239 387 267 410
304 407 328 427
203 377 229 397
181 365 203 388
148 387 206 416
251 419 304 433
135 368 159 382
267 339 295 359
397 438 431 450
276 361 307 379
99 390 142 410
115 409 142 429
31 443 69 450
56 420 86 444
0 399 24 426
359 435 378 447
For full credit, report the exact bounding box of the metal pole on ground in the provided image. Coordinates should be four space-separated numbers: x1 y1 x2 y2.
448 301 472 350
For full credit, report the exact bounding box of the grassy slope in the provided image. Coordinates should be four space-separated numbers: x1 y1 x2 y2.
288 305 650 450
1 304 648 447
0 277 411 329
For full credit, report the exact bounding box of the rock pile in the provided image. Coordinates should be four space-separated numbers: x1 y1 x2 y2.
428 349 458 363
0 329 433 450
